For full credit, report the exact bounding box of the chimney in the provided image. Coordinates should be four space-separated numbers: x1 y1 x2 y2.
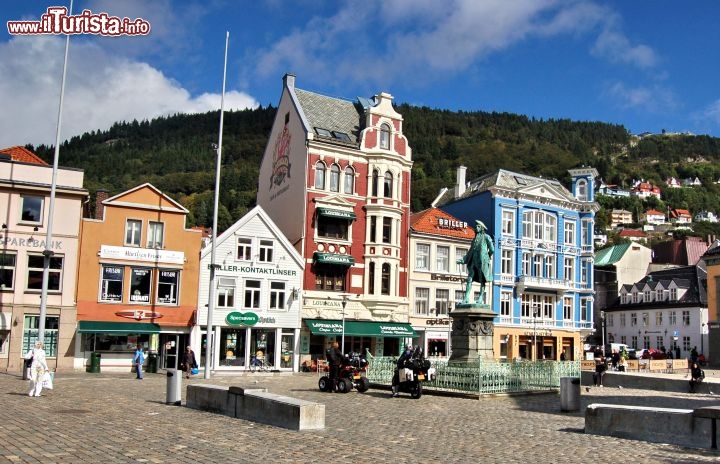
95 189 109 220
283 73 295 90
455 166 467 198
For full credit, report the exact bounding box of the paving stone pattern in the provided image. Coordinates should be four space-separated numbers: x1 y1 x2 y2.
1 371 719 463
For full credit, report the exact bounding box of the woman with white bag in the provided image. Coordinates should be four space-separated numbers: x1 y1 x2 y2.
24 341 50 397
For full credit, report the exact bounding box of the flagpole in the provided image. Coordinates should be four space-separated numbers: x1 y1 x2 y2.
38 0 73 347
204 30 229 379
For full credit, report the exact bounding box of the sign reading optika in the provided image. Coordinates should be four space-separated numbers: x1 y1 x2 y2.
225 311 259 326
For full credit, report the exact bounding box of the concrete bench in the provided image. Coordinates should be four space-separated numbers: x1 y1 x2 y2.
693 406 720 449
585 403 712 449
186 384 325 431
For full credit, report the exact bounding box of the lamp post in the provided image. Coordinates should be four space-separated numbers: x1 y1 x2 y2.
600 311 606 358
341 295 348 355
532 306 538 361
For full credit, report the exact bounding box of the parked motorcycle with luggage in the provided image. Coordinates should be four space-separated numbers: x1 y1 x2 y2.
391 346 435 399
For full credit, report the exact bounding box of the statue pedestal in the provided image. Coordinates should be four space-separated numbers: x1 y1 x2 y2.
449 303 497 364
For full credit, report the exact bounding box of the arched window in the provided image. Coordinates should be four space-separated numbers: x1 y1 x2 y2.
383 171 393 198
314 161 326 189
379 123 391 149
344 166 355 194
381 263 391 295
329 164 340 192
371 169 379 197
576 179 588 201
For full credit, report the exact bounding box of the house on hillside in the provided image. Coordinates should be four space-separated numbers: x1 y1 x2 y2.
595 179 630 197
618 228 647 242
695 211 718 223
631 181 662 200
610 209 633 227
641 209 666 225
666 177 682 189
670 208 692 224
683 177 702 187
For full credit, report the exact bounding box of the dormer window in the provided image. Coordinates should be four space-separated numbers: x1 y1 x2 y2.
577 179 588 201
379 123 391 149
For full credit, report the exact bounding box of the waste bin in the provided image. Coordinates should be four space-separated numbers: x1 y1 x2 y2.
560 376 581 412
147 353 158 373
86 352 102 373
166 369 182 405
22 358 32 380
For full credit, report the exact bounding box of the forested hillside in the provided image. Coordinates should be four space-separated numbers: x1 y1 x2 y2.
27 104 720 236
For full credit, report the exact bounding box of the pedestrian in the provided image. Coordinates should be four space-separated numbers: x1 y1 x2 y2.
24 341 50 397
560 350 566 361
691 346 699 363
325 341 343 391
689 362 704 393
133 344 145 380
593 356 607 387
181 345 197 379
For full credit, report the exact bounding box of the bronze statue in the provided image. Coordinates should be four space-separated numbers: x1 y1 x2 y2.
457 220 494 304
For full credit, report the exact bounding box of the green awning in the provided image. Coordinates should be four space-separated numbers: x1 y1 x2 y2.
305 319 415 338
314 252 355 266
78 321 161 334
316 207 356 220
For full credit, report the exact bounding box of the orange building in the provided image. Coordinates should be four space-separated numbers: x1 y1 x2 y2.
75 184 201 371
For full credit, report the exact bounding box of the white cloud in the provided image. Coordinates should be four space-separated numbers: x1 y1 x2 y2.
603 81 678 113
0 35 257 148
700 100 720 125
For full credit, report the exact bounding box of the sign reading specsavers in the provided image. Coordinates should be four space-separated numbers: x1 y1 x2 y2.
226 312 259 326
306 319 415 337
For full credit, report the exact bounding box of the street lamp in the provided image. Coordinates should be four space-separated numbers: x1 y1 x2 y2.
532 306 538 361
600 311 606 357
341 295 348 355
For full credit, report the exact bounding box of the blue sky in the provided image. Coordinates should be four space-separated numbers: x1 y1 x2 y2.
2 0 720 149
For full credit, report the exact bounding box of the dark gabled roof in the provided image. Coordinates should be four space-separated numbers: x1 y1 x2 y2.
631 266 707 304
294 89 365 146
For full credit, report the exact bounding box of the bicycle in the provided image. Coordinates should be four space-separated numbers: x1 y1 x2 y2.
248 355 273 373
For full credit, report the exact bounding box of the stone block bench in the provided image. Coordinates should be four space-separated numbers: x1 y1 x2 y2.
186 384 325 431
585 403 713 449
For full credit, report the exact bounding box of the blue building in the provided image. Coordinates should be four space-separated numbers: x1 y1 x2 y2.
433 166 599 361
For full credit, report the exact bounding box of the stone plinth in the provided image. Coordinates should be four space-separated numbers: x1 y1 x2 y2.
449 303 497 364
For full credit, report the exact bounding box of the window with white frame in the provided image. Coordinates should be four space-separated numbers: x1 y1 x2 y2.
564 257 574 281
383 171 393 198
371 170 379 196
147 221 164 249
382 217 392 244
607 313 614 327
129 268 151 303
314 161 326 189
683 336 691 352
682 310 690 326
630 313 637 326
656 336 663 349
670 288 678 301
542 295 554 319
344 166 355 194
546 255 556 279
643 336 650 349
0 252 17 290
414 288 429 316
269 281 286 310
258 239 274 263
455 248 467 275
243 280 261 309
329 164 340 192
564 221 575 245
27 254 63 291
580 297 589 322
501 210 514 236
655 311 663 326
620 313 626 326
669 310 677 325
217 277 235 307
415 243 430 270
521 294 531 318
20 194 43 224
501 249 513 275
563 296 573 320
533 255 542 277
237 237 252 261
500 291 512 316
434 288 450 316
543 214 557 242
455 290 465 305
621 335 627 345
156 269 179 305
522 252 531 276
576 179 588 201
643 290 651 302
522 211 532 238
381 263 391 295
642 312 649 326
125 219 142 246
380 123 391 149
581 219 592 245
100 265 123 302
436 246 449 272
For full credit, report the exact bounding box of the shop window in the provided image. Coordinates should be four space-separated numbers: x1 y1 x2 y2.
258 239 274 263
237 237 252 261
23 315 59 357
156 269 179 304
314 161 326 189
252 330 275 367
125 219 142 246
381 263 390 295
317 216 348 240
147 221 164 249
217 277 235 307
314 264 346 291
27 254 63 291
20 195 43 224
100 265 123 302
281 333 294 368
83 333 150 353
329 164 340 192
344 166 355 194
220 328 246 366
129 268 152 303
269 281 286 310
383 171 393 198
379 123 391 149
0 252 17 290
244 279 261 309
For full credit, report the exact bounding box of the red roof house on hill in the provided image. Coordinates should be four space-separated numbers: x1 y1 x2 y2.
0 146 48 165
618 228 647 242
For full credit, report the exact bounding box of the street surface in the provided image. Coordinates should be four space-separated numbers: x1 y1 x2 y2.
1 370 719 463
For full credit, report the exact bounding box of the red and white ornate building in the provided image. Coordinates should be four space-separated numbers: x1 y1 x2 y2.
257 74 414 360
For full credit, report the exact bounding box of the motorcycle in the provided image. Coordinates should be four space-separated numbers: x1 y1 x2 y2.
318 351 370 393
391 349 436 399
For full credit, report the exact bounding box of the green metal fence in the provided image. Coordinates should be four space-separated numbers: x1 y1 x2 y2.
365 356 580 396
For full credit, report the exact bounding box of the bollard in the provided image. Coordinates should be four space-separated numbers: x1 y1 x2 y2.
166 369 182 405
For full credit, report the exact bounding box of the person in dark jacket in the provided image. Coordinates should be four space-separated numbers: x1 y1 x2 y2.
326 341 343 390
181 346 198 379
689 362 704 393
593 356 607 387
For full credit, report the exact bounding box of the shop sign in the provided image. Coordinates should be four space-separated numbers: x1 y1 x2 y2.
115 310 163 320
426 318 451 326
226 311 259 326
100 245 184 264
437 218 467 229
430 274 463 282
